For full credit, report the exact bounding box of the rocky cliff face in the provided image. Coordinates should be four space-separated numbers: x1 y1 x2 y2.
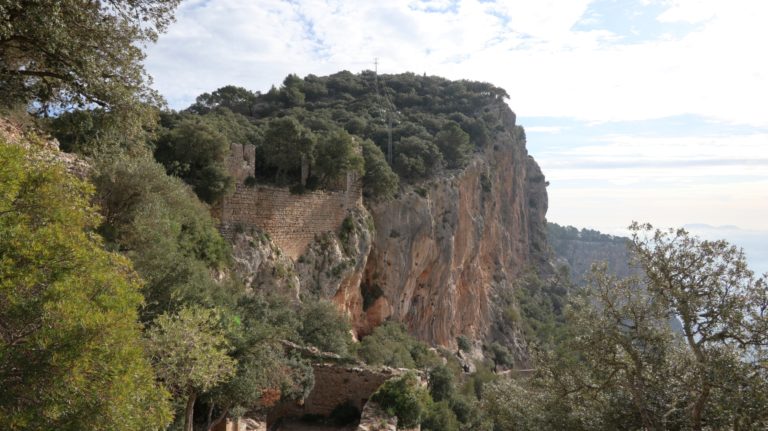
359 106 549 350
547 223 636 285
230 104 549 358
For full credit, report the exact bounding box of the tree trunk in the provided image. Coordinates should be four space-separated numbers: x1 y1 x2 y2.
185 390 197 431
206 405 230 431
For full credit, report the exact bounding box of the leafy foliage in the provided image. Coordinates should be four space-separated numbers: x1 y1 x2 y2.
484 224 768 430
201 293 314 429
422 401 460 431
371 373 431 428
144 306 237 431
435 122 472 169
357 322 441 369
0 0 180 112
91 153 230 321
188 85 260 116
48 106 160 156
179 72 510 192
360 138 399 199
314 128 364 187
154 115 233 203
261 116 315 183
299 300 353 356
0 139 171 431
428 364 455 402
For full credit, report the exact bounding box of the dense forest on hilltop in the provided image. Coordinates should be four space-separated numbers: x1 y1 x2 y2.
52 71 520 205
2 1 768 431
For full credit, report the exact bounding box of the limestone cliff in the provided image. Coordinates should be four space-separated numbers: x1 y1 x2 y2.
547 222 635 285
358 105 549 351
227 103 548 361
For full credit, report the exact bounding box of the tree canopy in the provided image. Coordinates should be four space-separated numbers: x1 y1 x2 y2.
487 224 768 431
1 0 180 112
0 138 170 431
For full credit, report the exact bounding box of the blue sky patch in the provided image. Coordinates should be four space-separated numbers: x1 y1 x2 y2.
573 0 700 43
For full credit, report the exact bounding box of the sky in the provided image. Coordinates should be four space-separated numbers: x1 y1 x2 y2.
144 0 768 274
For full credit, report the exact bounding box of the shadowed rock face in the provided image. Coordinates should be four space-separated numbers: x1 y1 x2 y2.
359 104 549 350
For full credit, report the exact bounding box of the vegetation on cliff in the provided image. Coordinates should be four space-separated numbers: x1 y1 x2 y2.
4 3 768 430
141 71 513 203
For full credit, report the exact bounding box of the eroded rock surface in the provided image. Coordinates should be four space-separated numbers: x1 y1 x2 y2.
361 105 548 352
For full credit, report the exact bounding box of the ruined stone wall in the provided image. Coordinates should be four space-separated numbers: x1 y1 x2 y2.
218 181 362 259
216 141 363 260
267 364 402 426
226 143 256 183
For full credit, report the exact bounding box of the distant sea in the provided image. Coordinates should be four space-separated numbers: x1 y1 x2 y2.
683 224 768 277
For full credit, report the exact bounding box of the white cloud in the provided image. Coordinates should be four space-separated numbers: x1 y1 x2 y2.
526 126 564 133
143 0 768 234
145 0 768 127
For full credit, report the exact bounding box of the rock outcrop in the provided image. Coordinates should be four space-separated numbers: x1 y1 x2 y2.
359 105 548 351
228 103 548 361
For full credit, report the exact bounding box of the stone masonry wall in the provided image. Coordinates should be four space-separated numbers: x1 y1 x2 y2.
217 182 362 259
216 142 362 259
267 364 403 426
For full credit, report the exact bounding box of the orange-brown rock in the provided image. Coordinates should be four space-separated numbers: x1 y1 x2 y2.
359 106 548 350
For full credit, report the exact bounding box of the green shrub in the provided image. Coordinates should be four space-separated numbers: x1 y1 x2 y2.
489 342 515 368
457 335 472 352
371 373 431 428
358 322 439 369
153 117 233 204
361 139 398 199
299 300 352 356
393 136 442 180
435 122 472 169
422 401 460 431
428 365 455 402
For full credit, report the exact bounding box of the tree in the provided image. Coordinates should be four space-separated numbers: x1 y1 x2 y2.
300 300 353 356
357 322 440 369
628 222 768 430
313 129 363 187
189 86 259 116
0 0 180 112
435 122 472 169
0 138 171 430
393 136 442 180
490 224 768 430
145 306 237 431
428 365 455 402
91 153 230 321
48 106 160 156
203 294 314 430
360 139 398 200
154 117 233 204
262 116 315 183
422 401 460 431
371 373 431 428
